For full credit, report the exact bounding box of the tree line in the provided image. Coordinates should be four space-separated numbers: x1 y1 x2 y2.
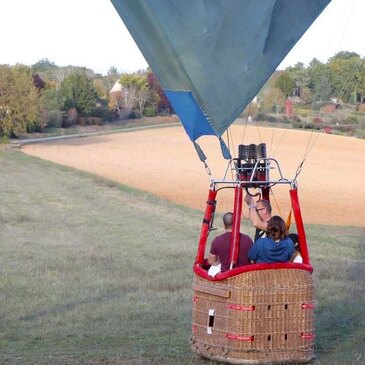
1 51 364 140
274 51 365 107
0 59 172 139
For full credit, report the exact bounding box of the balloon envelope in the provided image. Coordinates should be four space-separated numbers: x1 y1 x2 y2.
111 0 331 155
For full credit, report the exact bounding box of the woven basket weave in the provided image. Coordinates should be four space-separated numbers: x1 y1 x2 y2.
191 268 315 364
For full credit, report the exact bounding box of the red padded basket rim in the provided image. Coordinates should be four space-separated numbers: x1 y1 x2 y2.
193 262 313 281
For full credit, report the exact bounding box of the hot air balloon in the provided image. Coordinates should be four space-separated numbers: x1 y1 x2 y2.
110 1 332 363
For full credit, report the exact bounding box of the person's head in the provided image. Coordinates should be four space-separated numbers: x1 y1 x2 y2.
255 199 272 220
266 215 287 241
287 233 299 248
223 212 233 230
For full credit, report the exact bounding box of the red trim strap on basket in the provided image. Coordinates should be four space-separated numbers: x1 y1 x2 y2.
301 333 315 340
226 333 254 341
301 303 315 309
227 304 255 311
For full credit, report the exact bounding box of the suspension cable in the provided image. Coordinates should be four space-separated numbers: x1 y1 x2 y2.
290 1 358 181
296 55 363 175
240 121 248 144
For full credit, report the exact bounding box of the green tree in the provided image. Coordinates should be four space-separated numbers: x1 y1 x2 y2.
275 72 295 98
107 66 119 87
287 62 310 98
328 52 362 103
313 75 332 104
31 58 57 73
354 59 365 104
0 64 41 137
93 77 108 99
60 72 98 116
307 58 327 91
119 73 149 116
41 87 65 111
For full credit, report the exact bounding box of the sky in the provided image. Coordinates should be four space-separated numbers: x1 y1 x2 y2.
0 0 363 75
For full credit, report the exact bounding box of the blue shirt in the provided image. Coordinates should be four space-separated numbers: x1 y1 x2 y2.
248 237 294 264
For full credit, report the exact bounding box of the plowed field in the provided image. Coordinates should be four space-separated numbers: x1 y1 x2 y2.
22 125 365 227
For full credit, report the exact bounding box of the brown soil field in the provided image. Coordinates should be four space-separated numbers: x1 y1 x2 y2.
22 124 365 227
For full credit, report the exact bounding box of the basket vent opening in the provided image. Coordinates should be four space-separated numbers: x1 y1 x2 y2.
207 309 215 334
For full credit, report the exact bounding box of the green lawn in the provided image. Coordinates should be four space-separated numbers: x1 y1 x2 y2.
0 150 364 364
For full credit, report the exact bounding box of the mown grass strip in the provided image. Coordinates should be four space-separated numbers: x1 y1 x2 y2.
0 150 364 364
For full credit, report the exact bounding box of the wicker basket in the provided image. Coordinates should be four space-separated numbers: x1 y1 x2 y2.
191 268 315 364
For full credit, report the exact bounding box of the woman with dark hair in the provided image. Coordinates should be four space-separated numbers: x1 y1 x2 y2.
248 215 295 264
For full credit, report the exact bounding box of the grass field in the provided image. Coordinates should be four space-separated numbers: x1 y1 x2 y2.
0 149 364 364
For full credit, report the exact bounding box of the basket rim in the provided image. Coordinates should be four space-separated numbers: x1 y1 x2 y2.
194 262 313 281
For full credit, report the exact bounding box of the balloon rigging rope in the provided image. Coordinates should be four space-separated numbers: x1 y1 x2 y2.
228 127 235 158
229 0 357 182
227 127 236 179
269 98 283 157
240 117 249 145
240 102 255 146
272 128 288 159
302 53 361 165
294 1 357 180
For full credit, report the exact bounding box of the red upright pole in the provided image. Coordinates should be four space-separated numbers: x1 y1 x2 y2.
194 189 217 265
229 185 243 268
290 188 310 265
262 186 270 202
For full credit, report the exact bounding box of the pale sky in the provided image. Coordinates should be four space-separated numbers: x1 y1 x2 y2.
0 0 363 75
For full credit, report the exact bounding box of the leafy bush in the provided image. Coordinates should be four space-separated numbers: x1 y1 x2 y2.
279 116 290 124
354 129 365 139
129 110 141 119
311 102 322 111
88 117 103 126
256 112 290 124
267 115 278 123
63 108 78 128
289 115 302 123
344 115 359 124
293 121 305 129
356 104 365 113
304 123 315 129
296 108 311 118
60 73 98 116
76 117 86 126
46 110 63 128
143 106 156 117
256 113 267 121
157 108 171 116
313 116 324 125
335 125 354 133
271 104 283 113
330 117 341 125
280 115 302 124
26 121 42 133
